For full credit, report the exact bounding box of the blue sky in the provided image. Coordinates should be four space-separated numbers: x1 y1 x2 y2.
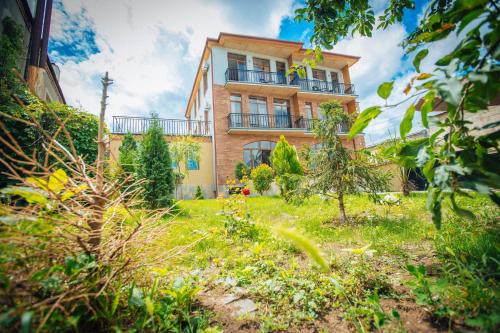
49 0 454 145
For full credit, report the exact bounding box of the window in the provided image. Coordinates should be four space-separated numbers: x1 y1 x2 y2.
249 96 268 127
186 154 199 170
172 160 178 169
274 99 291 128
228 53 247 81
243 141 276 168
330 71 339 83
203 71 208 95
253 57 270 72
305 102 313 130
230 94 243 127
312 69 326 81
276 61 286 84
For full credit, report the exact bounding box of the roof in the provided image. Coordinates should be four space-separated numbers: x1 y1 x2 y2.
185 32 361 117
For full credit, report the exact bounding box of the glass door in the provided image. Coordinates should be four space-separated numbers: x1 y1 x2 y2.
330 71 339 93
253 57 271 83
249 96 268 127
228 53 247 81
274 99 291 128
276 61 286 84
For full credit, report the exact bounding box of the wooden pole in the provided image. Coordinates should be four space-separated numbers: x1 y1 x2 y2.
90 72 113 257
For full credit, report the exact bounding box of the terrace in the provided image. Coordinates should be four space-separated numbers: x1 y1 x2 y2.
111 116 211 136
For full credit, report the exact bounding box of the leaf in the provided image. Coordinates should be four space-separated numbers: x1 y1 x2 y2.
416 73 432 80
450 194 475 221
275 227 329 271
420 91 435 128
413 49 428 72
47 169 69 194
347 106 382 139
377 81 394 100
144 296 155 316
1 187 48 205
427 188 442 229
61 184 88 201
400 104 415 140
403 83 412 95
21 311 33 333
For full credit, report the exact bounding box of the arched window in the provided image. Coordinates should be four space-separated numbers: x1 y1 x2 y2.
243 141 276 168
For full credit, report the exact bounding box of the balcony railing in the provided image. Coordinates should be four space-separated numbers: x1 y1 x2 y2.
297 79 356 95
225 68 356 96
225 68 289 85
227 113 350 133
111 116 211 136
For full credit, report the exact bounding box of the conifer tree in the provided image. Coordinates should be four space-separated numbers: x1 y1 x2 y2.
137 119 175 208
270 135 303 199
117 133 138 186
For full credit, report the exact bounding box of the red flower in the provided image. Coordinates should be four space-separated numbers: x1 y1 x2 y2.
242 188 250 196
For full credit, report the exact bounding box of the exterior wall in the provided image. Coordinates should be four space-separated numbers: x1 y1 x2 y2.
211 84 363 192
109 135 216 199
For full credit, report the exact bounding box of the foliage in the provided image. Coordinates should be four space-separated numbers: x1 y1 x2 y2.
115 133 139 193
170 136 201 182
270 135 303 199
250 164 274 195
300 101 389 222
407 207 500 332
234 161 250 181
375 136 428 195
295 0 500 227
194 185 204 200
0 17 99 187
40 102 100 166
219 182 258 239
137 118 175 209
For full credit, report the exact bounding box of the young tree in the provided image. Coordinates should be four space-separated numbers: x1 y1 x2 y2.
194 185 204 200
116 133 138 186
170 136 201 198
251 163 274 195
294 0 500 227
270 135 303 198
303 101 389 222
137 119 175 209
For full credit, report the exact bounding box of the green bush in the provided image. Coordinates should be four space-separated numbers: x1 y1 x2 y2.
137 118 175 209
270 136 303 198
194 185 204 200
250 164 274 195
235 161 250 181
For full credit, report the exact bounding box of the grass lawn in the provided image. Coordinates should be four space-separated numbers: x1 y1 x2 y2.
147 193 499 332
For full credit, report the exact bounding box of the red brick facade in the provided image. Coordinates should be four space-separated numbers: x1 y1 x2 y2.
212 84 365 186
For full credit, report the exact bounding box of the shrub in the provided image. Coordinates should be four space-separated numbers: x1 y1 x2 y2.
194 185 204 200
137 118 175 209
235 161 250 181
251 164 274 195
220 181 258 239
270 136 303 198
116 133 138 187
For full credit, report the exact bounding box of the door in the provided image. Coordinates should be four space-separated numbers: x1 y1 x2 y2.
249 96 268 127
330 72 339 93
312 69 327 91
276 61 286 84
228 53 247 81
305 102 313 130
274 99 291 128
253 57 271 83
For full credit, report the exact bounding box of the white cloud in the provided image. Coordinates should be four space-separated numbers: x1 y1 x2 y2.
51 0 294 122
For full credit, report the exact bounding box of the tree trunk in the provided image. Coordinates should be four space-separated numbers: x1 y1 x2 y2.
338 191 347 223
401 167 410 196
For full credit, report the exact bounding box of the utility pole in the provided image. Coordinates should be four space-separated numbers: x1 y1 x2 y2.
96 71 113 192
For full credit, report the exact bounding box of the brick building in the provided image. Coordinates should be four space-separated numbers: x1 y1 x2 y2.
110 33 365 198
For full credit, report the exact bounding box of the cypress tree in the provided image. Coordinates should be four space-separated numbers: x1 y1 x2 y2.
137 119 175 208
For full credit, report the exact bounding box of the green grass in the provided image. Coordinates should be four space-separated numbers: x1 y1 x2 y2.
148 193 499 331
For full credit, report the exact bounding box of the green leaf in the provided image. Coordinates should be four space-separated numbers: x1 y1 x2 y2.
377 81 394 100
21 311 33 333
413 49 428 72
275 227 329 271
347 106 382 139
427 188 442 229
1 187 48 205
450 194 475 221
420 91 435 128
400 104 415 140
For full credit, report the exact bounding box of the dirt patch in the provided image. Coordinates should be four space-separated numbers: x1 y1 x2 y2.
380 298 449 333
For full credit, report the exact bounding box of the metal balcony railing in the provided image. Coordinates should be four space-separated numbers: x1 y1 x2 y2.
225 68 289 85
297 79 356 95
111 116 211 136
225 68 356 96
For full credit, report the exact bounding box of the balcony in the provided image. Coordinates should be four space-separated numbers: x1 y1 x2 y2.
224 68 357 101
225 68 299 96
111 116 211 136
227 113 350 136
